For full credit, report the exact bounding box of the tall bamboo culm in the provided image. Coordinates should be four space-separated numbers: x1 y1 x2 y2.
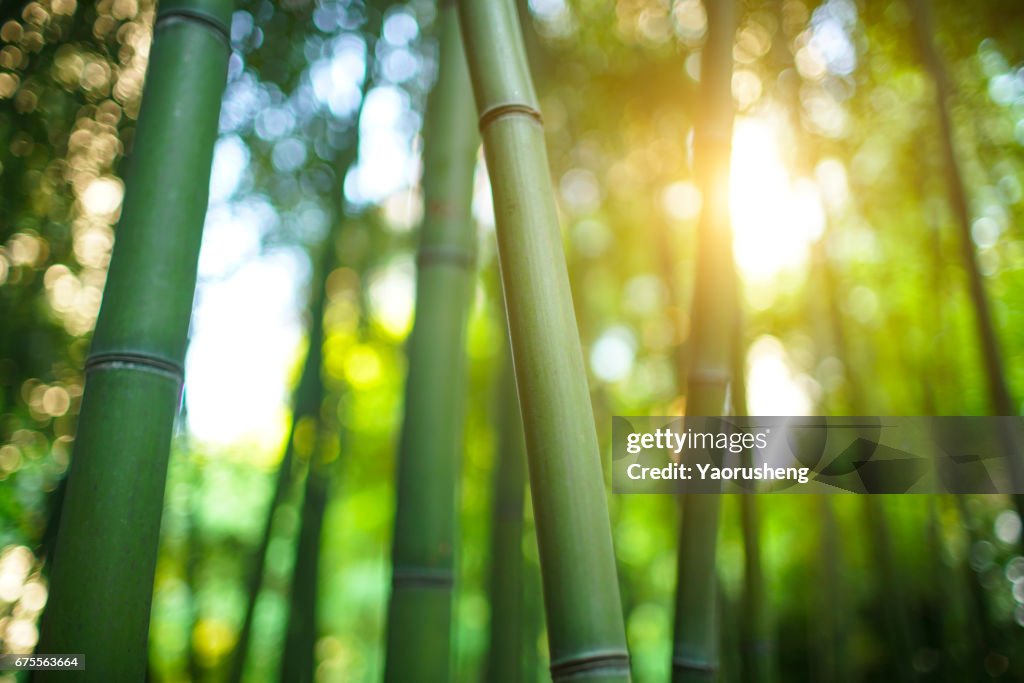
907 0 1015 418
277 243 336 683
383 6 478 681
671 0 738 681
226 266 326 681
456 0 631 679
36 0 232 679
485 339 528 683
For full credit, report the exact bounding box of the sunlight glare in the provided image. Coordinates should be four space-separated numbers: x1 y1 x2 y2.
729 116 824 280
745 335 813 416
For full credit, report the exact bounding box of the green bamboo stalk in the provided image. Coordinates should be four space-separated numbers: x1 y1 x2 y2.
485 340 528 683
907 0 1016 418
816 222 917 683
279 428 332 683
278 458 329 682
737 493 771 683
672 0 738 680
227 258 329 682
813 496 850 683
952 495 1001 675
36 2 232 679
907 0 1024 542
383 7 478 681
456 0 631 679
732 309 774 683
274 242 335 683
863 498 918 682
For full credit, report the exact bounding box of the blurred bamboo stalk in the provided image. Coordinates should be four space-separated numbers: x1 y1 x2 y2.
671 0 738 680
864 498 919 681
484 339 529 683
817 222 920 681
36 1 233 679
457 0 631 678
279 449 330 683
814 496 850 683
907 0 1016 419
383 6 478 681
227 217 338 683
276 241 339 683
732 308 775 683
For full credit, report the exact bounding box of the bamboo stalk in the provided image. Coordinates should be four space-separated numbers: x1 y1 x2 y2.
279 431 332 683
672 0 738 680
814 496 850 683
732 307 774 683
907 0 1016 418
738 492 771 683
227 239 334 683
484 340 529 683
383 6 479 681
814 215 921 681
456 0 631 678
863 498 918 682
275 241 337 683
36 2 232 679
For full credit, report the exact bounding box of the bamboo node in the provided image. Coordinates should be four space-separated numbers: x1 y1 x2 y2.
549 650 631 680
671 655 719 674
417 245 475 270
478 103 543 132
391 567 454 589
85 351 184 383
155 8 231 46
686 369 731 386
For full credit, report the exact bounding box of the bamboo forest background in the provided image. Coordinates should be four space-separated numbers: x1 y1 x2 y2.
1 0 1024 681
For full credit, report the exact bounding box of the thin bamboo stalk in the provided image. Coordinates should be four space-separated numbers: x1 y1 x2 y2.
275 242 336 683
485 340 529 683
732 308 774 683
671 0 738 680
36 2 232 679
738 493 771 683
815 217 919 681
227 242 332 682
456 0 631 678
907 0 1016 418
383 6 478 681
279 431 332 683
814 496 850 683
863 498 918 682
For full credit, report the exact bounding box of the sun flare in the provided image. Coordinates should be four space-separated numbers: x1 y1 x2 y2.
728 115 825 281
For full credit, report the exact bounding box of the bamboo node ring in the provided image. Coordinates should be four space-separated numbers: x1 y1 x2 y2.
478 103 544 132
549 651 631 679
85 351 185 383
156 9 232 45
391 567 455 589
671 655 720 673
417 245 475 270
686 369 731 385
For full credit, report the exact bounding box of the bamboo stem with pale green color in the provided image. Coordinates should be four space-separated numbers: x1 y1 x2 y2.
36 1 232 679
457 0 630 679
485 339 528 683
671 0 738 680
383 6 479 681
